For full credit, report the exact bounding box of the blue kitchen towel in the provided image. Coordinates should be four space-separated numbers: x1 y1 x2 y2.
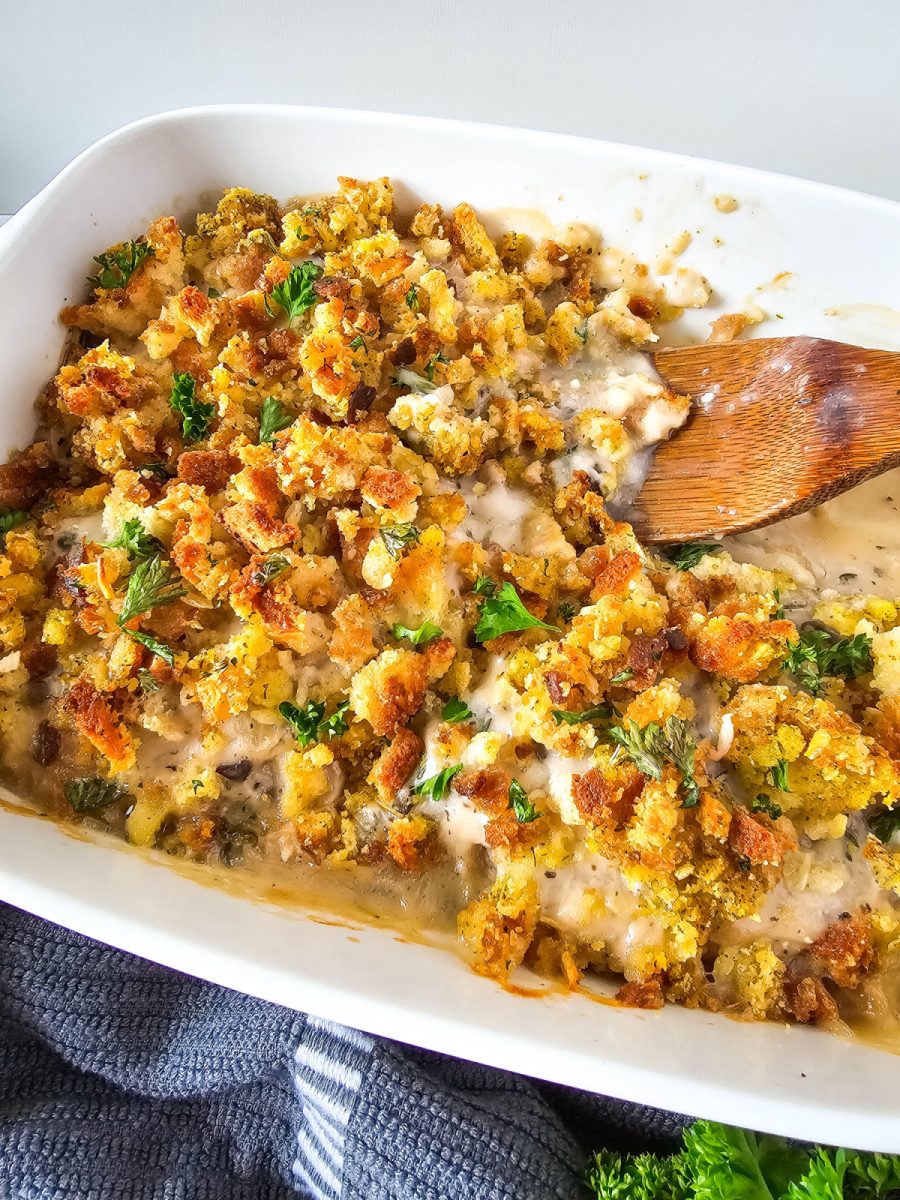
0 902 686 1199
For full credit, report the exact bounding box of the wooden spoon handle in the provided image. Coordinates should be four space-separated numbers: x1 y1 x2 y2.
631 337 900 542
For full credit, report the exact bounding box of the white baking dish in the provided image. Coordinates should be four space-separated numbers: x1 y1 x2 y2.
2 105 900 1151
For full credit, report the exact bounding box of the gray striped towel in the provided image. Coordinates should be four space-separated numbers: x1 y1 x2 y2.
0 901 686 1199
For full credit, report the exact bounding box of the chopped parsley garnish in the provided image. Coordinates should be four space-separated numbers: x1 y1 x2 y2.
472 576 497 597
169 371 214 443
258 395 292 444
393 367 437 394
784 628 873 696
349 334 366 351
607 716 700 807
609 668 634 685
412 764 462 803
442 697 475 724
405 284 420 310
117 555 186 627
137 669 160 694
279 698 349 747
767 760 790 792
751 793 783 820
575 321 589 344
557 600 577 622
0 509 28 540
552 704 613 726
64 777 127 813
251 553 291 587
424 351 449 381
207 287 221 299
88 240 154 290
665 542 721 572
772 586 785 621
128 630 176 666
509 780 540 823
392 620 442 646
320 701 350 740
474 581 558 644
270 261 321 322
380 524 419 559
103 518 162 561
870 807 900 844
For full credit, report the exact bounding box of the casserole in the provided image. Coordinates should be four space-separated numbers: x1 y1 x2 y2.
2 105 900 1149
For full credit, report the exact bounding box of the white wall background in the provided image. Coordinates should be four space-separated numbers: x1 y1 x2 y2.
2 0 898 213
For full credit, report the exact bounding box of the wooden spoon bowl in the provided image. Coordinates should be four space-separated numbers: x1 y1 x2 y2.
631 336 900 543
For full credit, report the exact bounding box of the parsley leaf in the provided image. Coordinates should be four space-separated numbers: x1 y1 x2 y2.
784 629 873 696
608 719 666 780
773 586 785 621
607 716 700 807
251 553 291 587
393 367 437 394
442 697 474 723
552 704 612 725
128 629 176 666
509 780 540 823
169 371 214 443
665 542 721 572
870 808 900 844
117 556 186 627
752 793 783 820
103 518 162 561
575 321 589 344
88 240 154 290
349 334 366 351
405 284 420 310
270 262 321 322
557 600 577 622
392 620 442 646
137 669 160 694
474 581 558 643
258 395 292 444
0 509 28 540
424 351 449 381
472 576 497 597
664 717 700 808
609 668 634 685
767 759 790 792
320 701 350 740
380 524 419 559
64 777 127 813
412 764 462 803
279 698 349 746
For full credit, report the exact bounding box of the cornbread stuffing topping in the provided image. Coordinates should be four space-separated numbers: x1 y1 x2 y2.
3 177 900 1031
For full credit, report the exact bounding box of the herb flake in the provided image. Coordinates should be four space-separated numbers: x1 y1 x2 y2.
270 261 321 322
380 524 419 559
258 395 292 444
88 240 154 290
412 764 462 804
474 581 558 644
169 372 214 443
392 620 442 646
442 697 475 724
784 629 873 696
64 777 126 813
666 542 721 572
103 518 162 561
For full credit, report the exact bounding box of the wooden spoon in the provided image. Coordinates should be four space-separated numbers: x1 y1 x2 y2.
630 336 900 543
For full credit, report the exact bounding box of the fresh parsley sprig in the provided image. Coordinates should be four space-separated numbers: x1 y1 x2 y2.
411 764 462 803
752 793 783 820
474 581 558 644
665 542 721 572
784 629 873 696
442 697 474 724
128 630 176 667
380 524 420 559
767 759 790 792
270 262 321 322
251 553 291 587
0 509 28 540
64 777 127 813
258 396 292 444
103 519 163 561
170 372 215 443
509 780 540 823
88 240 154 290
392 620 442 646
607 716 700 808
279 699 349 747
552 704 613 726
117 556 186 627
